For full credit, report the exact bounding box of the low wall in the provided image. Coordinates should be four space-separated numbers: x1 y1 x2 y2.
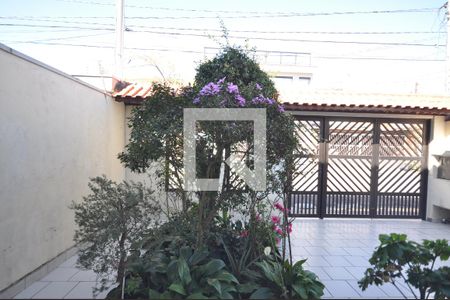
0 44 126 292
427 116 450 221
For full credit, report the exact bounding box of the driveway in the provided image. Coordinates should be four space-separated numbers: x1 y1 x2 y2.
290 218 450 299
13 219 450 299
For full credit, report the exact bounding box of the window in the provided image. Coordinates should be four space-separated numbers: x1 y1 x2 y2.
437 156 450 180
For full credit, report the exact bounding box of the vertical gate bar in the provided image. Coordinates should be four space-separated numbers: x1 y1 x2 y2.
420 120 430 220
370 120 380 218
299 194 302 215
318 117 328 218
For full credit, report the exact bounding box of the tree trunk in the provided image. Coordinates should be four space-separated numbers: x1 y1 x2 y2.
117 231 127 286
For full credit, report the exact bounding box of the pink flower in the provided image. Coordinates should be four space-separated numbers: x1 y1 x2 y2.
240 230 249 238
287 223 293 234
275 227 283 236
271 216 281 224
274 202 285 212
255 214 262 221
275 237 281 245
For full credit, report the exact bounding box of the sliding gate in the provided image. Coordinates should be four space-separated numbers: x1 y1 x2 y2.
289 117 428 219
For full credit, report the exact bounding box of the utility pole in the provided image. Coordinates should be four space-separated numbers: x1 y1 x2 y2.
114 0 124 80
446 1 450 94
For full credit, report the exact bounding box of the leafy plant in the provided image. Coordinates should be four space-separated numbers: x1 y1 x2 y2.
241 256 325 299
70 176 161 293
118 245 239 299
359 233 450 299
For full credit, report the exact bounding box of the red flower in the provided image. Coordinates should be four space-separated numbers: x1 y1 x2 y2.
271 216 281 224
240 230 249 238
274 202 285 212
275 227 283 236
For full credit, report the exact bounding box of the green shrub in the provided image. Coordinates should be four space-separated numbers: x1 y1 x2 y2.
70 176 161 293
359 233 450 299
112 243 239 299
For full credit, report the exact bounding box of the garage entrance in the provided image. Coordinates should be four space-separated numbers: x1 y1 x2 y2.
288 117 429 219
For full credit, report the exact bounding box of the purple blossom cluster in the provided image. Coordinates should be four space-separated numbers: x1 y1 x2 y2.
226 83 239 94
193 80 283 111
251 95 275 105
199 82 220 96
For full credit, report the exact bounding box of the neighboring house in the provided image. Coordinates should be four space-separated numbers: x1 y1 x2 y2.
1 42 450 297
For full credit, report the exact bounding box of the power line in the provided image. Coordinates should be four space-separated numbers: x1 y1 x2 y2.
0 23 112 31
126 30 446 47
51 1 440 19
9 32 112 43
1 23 444 47
0 19 445 35
2 40 447 61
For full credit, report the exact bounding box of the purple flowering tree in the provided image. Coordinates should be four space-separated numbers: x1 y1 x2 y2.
120 47 297 256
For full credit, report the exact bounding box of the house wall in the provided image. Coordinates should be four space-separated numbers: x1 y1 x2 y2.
123 106 180 215
427 116 450 221
0 45 126 292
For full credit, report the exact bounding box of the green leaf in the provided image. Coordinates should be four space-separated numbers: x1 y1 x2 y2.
178 258 192 285
187 292 209 299
168 282 187 295
189 249 209 265
238 282 259 294
215 271 239 284
292 283 308 299
249 287 274 299
148 288 162 299
203 259 225 276
207 278 222 295
180 246 193 261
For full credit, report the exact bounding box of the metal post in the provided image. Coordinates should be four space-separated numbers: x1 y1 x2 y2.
446 2 450 93
115 0 124 79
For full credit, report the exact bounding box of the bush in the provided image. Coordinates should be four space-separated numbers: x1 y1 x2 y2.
70 176 161 293
359 233 450 299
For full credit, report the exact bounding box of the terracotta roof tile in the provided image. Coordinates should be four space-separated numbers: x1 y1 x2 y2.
113 82 450 115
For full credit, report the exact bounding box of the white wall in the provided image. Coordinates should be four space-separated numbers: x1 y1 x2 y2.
0 45 126 291
427 116 450 220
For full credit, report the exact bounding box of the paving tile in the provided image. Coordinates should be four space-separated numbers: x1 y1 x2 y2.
304 246 329 255
290 246 309 256
14 282 49 299
345 256 371 267
376 282 413 298
32 282 77 299
321 280 360 298
64 282 97 299
40 268 80 282
304 256 330 267
69 270 98 282
59 256 78 268
323 267 355 280
344 266 367 280
322 287 333 298
324 256 352 267
343 247 368 256
325 247 349 256
347 280 389 298
305 266 331 280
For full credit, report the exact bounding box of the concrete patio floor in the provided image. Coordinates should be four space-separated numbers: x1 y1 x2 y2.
13 219 450 299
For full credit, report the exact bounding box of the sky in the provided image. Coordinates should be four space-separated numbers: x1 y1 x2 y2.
0 0 448 95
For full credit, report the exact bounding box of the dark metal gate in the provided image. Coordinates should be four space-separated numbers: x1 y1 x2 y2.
289 117 429 219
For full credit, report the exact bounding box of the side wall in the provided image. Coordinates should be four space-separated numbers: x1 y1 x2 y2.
0 46 126 291
427 116 450 221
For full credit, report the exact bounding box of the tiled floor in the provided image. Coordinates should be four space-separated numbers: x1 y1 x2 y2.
13 219 450 299
13 255 115 299
290 219 450 299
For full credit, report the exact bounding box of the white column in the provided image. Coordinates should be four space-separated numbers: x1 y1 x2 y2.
114 0 125 79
